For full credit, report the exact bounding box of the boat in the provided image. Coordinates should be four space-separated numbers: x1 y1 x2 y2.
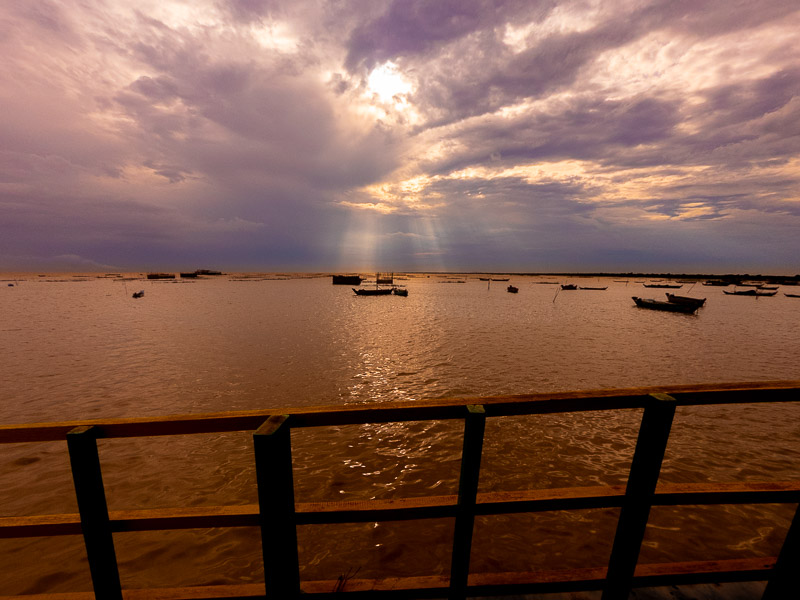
561 284 578 290
492 278 510 282
665 293 705 307
703 280 730 286
180 272 198 278
785 293 800 298
132 290 145 299
353 287 393 296
332 275 363 285
146 273 175 280
632 297 698 313
392 288 408 296
759 286 778 290
723 289 778 297
507 285 518 293
643 283 682 288
579 286 608 290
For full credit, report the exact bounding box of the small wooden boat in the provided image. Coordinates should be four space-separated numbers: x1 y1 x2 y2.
579 286 608 290
392 288 408 296
332 275 363 285
353 287 393 296
665 293 706 307
147 273 175 280
561 284 578 290
785 293 800 298
643 283 682 288
723 289 778 297
632 297 698 313
132 290 145 298
507 285 518 293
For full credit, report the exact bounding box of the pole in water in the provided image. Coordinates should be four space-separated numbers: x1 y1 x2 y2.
553 287 560 303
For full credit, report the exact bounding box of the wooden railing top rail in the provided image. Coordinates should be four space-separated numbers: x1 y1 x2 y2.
2 380 799 444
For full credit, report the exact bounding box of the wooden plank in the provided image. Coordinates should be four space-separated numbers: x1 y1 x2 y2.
4 481 799 539
449 405 486 600
3 381 798 444
762 501 800 599
253 415 301 599
0 557 779 599
602 393 677 600
66 426 123 600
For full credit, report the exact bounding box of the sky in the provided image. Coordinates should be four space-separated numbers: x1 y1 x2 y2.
1 1 799 274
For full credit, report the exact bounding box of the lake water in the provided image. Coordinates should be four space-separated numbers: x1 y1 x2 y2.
1 274 799 595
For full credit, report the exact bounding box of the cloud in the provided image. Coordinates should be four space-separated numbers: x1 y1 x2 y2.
0 0 799 272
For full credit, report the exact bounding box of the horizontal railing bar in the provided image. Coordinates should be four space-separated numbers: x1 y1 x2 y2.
0 557 777 599
2 381 798 444
4 481 798 539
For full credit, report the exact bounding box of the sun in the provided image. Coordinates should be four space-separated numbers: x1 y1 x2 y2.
366 62 412 102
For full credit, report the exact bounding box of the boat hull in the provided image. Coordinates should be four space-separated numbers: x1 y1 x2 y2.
632 297 698 313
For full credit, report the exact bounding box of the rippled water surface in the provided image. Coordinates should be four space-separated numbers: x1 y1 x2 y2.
1 274 798 594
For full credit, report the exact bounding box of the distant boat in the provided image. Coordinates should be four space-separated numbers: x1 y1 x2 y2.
353 287 393 296
132 290 144 298
759 286 778 290
785 293 800 298
643 283 682 288
579 286 608 290
561 284 578 290
180 272 198 278
723 289 778 297
632 297 698 314
666 293 706 307
392 288 408 296
492 277 510 282
332 274 363 285
703 280 730 286
507 285 518 293
147 273 175 280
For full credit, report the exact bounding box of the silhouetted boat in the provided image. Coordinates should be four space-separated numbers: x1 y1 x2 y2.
579 286 608 290
643 283 682 288
561 284 578 290
785 293 800 298
632 296 698 313
703 280 730 286
666 293 705 307
332 275 363 285
132 290 144 298
723 289 778 297
507 285 518 293
147 273 175 280
353 287 393 296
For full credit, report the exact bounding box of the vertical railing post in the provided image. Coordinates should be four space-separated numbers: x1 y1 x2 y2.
602 393 676 600
66 425 123 600
762 502 800 599
449 405 487 600
253 415 301 598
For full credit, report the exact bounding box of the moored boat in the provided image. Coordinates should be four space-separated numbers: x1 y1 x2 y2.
147 273 175 280
507 285 518 293
332 274 363 285
561 284 578 290
643 283 682 288
579 286 608 290
632 296 698 313
353 287 393 296
665 293 706 307
723 289 778 297
785 293 800 298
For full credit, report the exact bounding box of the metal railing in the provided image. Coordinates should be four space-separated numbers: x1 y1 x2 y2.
1 381 799 599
